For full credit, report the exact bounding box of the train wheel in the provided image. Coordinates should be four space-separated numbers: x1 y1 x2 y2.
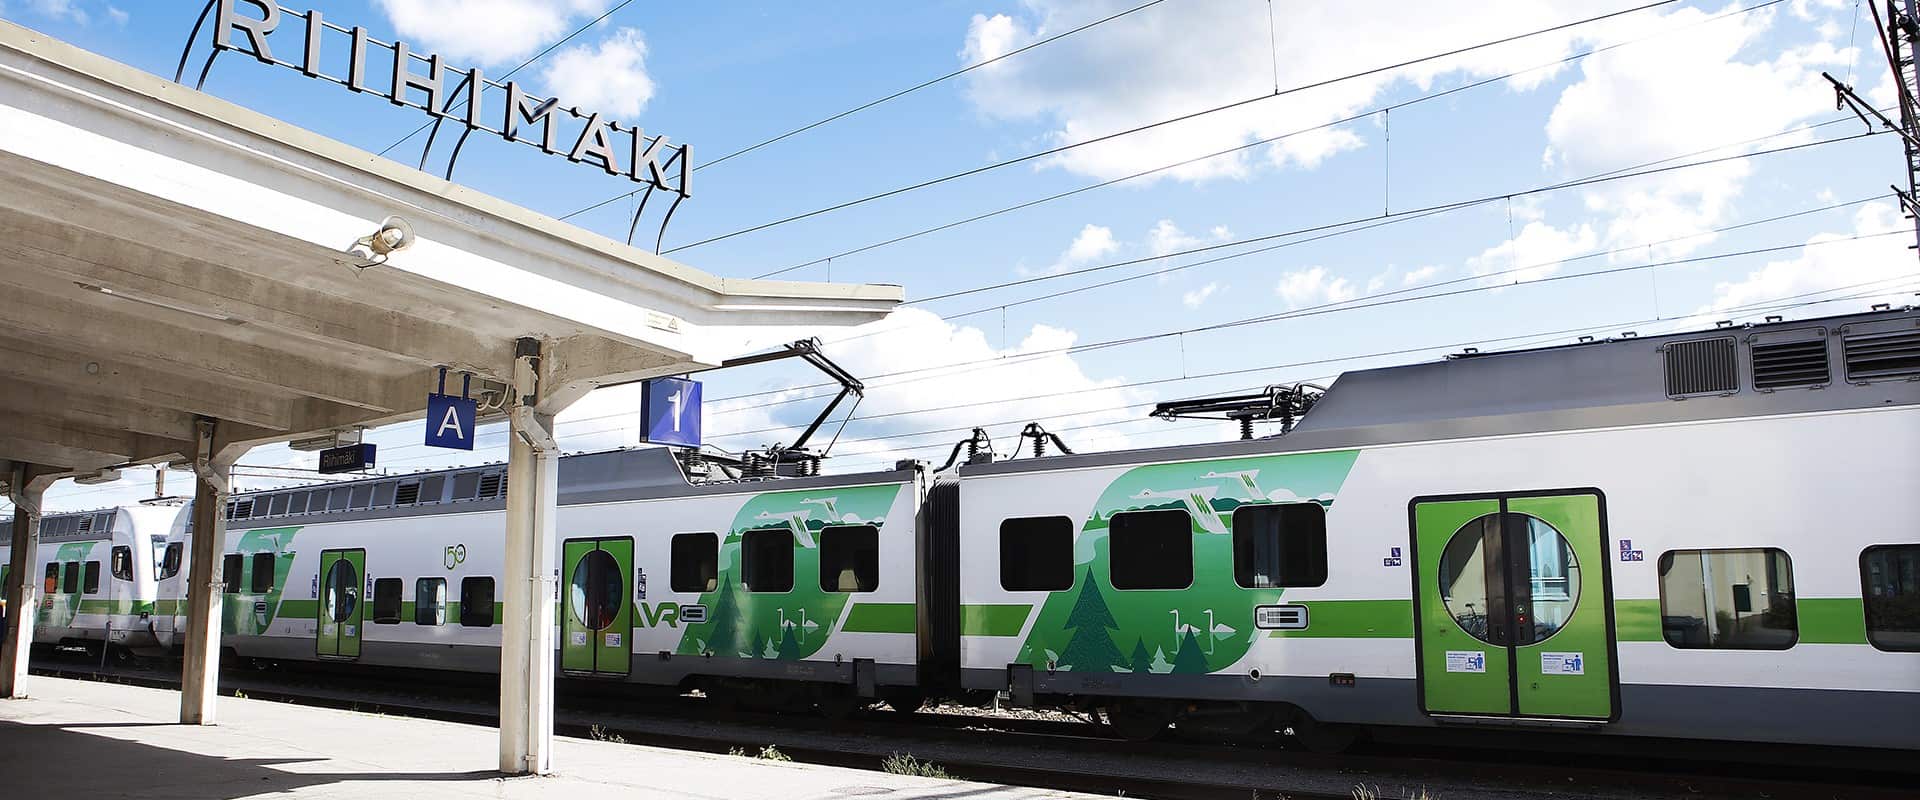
1103 699 1174 741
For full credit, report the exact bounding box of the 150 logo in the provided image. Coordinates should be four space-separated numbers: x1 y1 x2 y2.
443 544 467 570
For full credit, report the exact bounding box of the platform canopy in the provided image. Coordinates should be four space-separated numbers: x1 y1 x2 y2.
0 20 899 773
0 20 899 477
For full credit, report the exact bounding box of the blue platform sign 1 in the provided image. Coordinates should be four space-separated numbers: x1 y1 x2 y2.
425 393 477 450
641 377 702 448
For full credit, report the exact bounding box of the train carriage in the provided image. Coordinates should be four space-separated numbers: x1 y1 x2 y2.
0 505 178 658
947 308 1920 749
158 448 928 709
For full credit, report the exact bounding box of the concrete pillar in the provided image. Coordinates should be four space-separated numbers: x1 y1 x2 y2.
180 418 243 724
499 338 561 775
1 464 52 699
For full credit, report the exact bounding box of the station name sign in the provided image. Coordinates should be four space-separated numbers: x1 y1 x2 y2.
206 0 691 198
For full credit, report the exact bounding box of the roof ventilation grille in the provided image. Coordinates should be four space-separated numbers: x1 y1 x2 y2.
1843 324 1920 382
1752 338 1830 390
394 482 421 506
1664 337 1738 398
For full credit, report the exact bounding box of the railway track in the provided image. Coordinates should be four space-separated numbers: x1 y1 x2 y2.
29 653 1916 800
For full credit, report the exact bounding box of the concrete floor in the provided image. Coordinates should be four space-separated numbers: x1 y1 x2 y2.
0 677 1092 800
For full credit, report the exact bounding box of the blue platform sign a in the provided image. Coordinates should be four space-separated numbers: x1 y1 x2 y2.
425 393 477 450
641 377 702 448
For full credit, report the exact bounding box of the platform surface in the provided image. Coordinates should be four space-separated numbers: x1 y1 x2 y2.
0 677 1091 799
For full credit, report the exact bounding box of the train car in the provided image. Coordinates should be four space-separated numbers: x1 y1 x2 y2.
0 504 180 659
946 308 1920 750
158 448 928 712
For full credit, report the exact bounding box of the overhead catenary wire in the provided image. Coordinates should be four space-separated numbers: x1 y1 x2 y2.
640 0 1682 254
754 0 1790 280
374 0 643 158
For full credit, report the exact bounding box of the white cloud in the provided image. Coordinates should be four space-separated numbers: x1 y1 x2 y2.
1700 201 1915 313
104 4 124 25
960 1 1613 183
1402 265 1442 286
541 27 656 118
1275 266 1357 309
375 0 613 67
1022 223 1118 275
1182 282 1221 308
1147 219 1232 256
26 0 85 22
1467 221 1598 285
1542 4 1847 256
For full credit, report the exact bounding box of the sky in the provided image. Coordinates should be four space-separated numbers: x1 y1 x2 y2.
7 0 1919 513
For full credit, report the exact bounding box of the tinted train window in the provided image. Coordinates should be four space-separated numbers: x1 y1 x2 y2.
1109 509 1193 590
415 578 447 626
43 563 57 593
250 552 275 593
1232 503 1329 588
1000 516 1074 591
221 554 243 594
819 525 879 593
741 529 794 593
111 546 133 581
1862 544 1920 652
160 543 183 580
83 561 101 594
371 578 403 624
459 577 495 627
62 562 80 594
670 532 717 593
1658 548 1797 649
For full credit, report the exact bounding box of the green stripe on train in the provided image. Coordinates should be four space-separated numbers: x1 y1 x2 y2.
840 602 915 634
1609 597 1866 644
1265 599 1414 638
959 604 1031 636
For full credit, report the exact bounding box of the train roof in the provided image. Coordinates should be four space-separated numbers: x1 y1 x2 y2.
967 306 1920 476
215 447 916 531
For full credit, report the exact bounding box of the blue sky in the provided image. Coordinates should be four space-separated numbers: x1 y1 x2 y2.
11 0 1918 511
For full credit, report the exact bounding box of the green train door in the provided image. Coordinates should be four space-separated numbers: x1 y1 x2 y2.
561 537 633 677
316 549 365 660
1411 491 1617 721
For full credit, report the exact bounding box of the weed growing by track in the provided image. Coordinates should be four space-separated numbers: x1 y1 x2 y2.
882 752 954 779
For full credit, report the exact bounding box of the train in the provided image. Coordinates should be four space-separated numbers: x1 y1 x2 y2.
4 307 1917 752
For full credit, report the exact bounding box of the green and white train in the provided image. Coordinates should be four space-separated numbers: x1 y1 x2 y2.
11 307 1916 751
0 505 179 658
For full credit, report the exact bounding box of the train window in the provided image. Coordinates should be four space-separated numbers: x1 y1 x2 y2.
459 577 495 627
372 482 397 508
819 525 879 593
286 491 309 515
160 542 184 580
267 494 288 516
371 578 403 624
62 561 80 594
670 532 718 593
415 578 447 626
250 552 275 593
1109 509 1194 590
1861 544 1920 652
111 546 133 581
1232 503 1328 588
1658 548 1797 650
348 485 374 510
451 472 481 501
83 561 101 594
327 486 351 512
1000 516 1074 592
741 529 794 593
221 554 243 594
43 563 58 594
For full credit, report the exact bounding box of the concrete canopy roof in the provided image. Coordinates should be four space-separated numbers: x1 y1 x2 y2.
0 22 901 478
